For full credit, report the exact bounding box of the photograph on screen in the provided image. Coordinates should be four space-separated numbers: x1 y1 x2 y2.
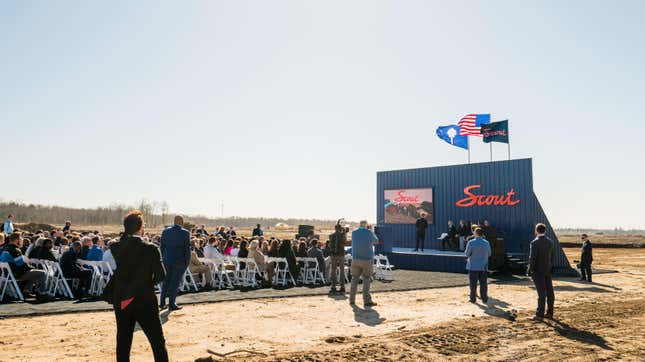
384 188 434 224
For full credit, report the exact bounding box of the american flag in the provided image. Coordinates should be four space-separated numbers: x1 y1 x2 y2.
458 114 490 136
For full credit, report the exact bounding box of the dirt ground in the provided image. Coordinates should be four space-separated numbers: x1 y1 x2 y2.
0 247 643 361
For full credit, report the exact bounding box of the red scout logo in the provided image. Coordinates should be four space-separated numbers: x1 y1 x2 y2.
455 185 520 207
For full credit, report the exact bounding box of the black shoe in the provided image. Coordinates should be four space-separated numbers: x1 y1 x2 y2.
159 304 168 310
365 301 378 307
169 305 182 311
469 299 476 303
545 313 554 320
329 288 337 294
413 249 418 252
482 299 488 303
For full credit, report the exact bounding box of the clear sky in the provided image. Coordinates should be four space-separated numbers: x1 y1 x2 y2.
1 1 644 229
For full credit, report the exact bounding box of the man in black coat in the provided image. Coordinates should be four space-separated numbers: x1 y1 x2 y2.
579 234 593 282
414 216 428 251
527 223 555 321
110 210 168 362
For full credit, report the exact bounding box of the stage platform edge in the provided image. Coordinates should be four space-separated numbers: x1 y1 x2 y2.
386 247 467 273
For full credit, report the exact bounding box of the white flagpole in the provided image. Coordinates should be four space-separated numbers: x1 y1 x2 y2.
489 143 493 162
467 136 471 164
507 120 511 160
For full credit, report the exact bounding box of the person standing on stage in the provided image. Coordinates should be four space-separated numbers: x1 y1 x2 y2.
465 227 491 303
159 215 191 311
414 215 428 251
349 221 379 307
579 234 593 282
110 210 168 362
328 223 347 294
527 223 555 321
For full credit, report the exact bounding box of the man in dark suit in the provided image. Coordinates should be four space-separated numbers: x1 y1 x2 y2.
579 234 593 282
159 215 191 311
527 223 555 321
414 215 428 251
110 210 168 362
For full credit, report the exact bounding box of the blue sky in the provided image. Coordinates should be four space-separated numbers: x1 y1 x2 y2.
1 1 644 228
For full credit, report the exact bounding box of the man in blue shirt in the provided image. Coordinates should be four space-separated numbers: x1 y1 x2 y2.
3 214 15 235
86 237 104 261
464 227 491 303
159 215 191 311
349 221 379 307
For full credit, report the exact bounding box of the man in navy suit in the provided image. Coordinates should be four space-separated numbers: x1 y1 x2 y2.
159 215 191 311
527 223 555 321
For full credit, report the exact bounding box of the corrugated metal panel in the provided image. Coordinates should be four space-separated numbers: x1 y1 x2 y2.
376 158 571 270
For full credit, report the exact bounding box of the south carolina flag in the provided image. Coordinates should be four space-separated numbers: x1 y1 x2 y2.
436 125 469 150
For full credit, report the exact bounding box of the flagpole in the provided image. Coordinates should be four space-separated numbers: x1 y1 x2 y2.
489 143 493 162
507 120 511 160
467 136 471 164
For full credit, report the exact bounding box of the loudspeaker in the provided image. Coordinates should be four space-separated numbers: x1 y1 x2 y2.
489 237 506 270
297 225 315 238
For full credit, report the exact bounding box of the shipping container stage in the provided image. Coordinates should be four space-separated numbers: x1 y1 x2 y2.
374 159 575 275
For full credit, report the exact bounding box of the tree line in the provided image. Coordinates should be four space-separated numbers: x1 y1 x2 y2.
0 200 343 229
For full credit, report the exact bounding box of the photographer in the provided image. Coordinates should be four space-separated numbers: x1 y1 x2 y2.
328 221 347 294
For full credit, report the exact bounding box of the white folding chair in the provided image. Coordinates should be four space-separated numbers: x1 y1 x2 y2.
236 257 259 288
44 260 75 299
199 258 220 289
270 257 296 287
76 259 102 296
375 254 395 281
180 268 201 292
298 257 324 285
0 262 25 301
214 257 235 289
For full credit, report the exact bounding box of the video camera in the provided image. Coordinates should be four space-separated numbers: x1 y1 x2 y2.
335 218 350 234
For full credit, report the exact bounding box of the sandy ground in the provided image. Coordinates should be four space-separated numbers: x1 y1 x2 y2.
0 247 643 361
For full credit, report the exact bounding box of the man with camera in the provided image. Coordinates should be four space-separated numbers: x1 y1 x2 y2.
328 222 347 294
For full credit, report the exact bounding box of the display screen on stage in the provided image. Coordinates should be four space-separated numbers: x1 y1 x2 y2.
384 188 434 224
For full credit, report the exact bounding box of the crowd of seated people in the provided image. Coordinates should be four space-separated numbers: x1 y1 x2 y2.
0 221 353 302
